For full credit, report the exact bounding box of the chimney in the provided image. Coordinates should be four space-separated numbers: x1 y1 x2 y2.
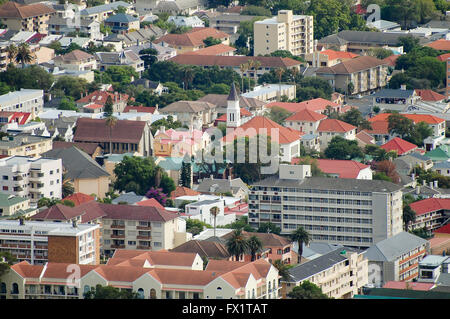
400 84 406 90
415 186 420 195
72 219 77 228
434 180 439 188
429 182 433 189
210 174 214 180
422 180 426 186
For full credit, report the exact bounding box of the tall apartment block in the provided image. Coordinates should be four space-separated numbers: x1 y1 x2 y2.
0 89 44 118
0 219 100 265
0 156 62 203
248 165 403 249
254 10 314 57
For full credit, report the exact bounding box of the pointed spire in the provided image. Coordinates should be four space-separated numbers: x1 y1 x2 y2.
227 82 239 101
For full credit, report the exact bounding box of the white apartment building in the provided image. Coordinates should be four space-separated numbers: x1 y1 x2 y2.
0 89 44 118
254 10 314 57
284 247 369 299
0 156 62 203
248 164 404 249
185 198 236 227
0 219 100 265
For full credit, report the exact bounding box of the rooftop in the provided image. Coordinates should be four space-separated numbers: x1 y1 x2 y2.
380 137 418 155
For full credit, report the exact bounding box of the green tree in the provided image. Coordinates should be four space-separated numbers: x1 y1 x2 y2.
257 222 281 235
203 36 222 47
0 251 16 277
294 157 324 176
368 48 394 60
273 259 291 282
291 226 310 262
15 43 33 68
180 159 192 188
397 35 421 53
226 229 250 261
84 284 140 299
247 235 263 261
104 95 114 117
267 106 293 125
58 97 78 111
339 107 372 129
324 136 363 160
287 281 329 299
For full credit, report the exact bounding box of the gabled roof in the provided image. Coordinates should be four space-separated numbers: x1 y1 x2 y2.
42 146 110 180
368 113 445 125
62 193 95 206
136 198 164 209
410 198 450 216
315 159 370 179
363 232 428 262
317 118 356 133
355 130 375 145
266 98 339 113
221 231 291 248
316 56 387 75
222 116 304 144
52 141 103 156
53 49 94 63
108 249 200 268
285 108 327 122
183 43 236 56
415 89 446 102
362 121 389 135
380 137 418 155
159 101 216 113
105 13 139 23
434 223 450 235
154 27 229 47
437 53 450 62
319 49 359 61
169 55 302 68
425 39 450 51
381 54 400 67
170 240 231 259
170 186 200 198
73 118 147 144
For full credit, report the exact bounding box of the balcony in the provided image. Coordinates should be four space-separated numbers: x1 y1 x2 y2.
110 224 125 229
110 234 125 239
136 226 151 230
137 245 151 250
110 244 125 249
136 236 151 240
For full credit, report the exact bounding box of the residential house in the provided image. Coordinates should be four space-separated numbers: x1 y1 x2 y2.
0 2 55 34
425 144 450 162
283 247 368 299
249 164 404 248
158 101 217 130
42 146 111 199
409 198 450 232
432 161 450 177
73 118 151 156
417 255 450 283
364 232 430 286
305 49 359 67
316 56 389 95
316 118 357 150
79 1 135 22
210 14 256 34
154 27 229 54
241 84 297 103
170 239 232 260
393 152 433 176
366 19 401 32
153 127 210 157
62 193 96 207
197 93 266 116
0 134 52 158
52 141 104 160
136 0 207 16
96 50 145 76
195 176 249 199
167 15 204 28
102 26 166 50
380 137 418 156
184 198 236 227
105 13 140 33
254 10 314 57
76 90 129 113
371 88 419 112
0 219 100 265
0 155 62 203
53 49 97 72
111 191 146 205
425 39 450 51
284 108 327 134
48 16 101 40
355 130 375 148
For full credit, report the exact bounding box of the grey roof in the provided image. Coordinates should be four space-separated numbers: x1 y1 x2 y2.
49 16 98 27
155 0 201 11
433 161 450 169
402 185 450 197
319 30 426 46
96 50 141 65
363 232 428 262
42 146 110 180
408 152 431 162
111 191 146 205
160 101 216 113
0 133 50 148
287 247 358 282
196 177 248 194
252 176 403 193
211 14 257 23
436 273 450 287
188 199 222 206
372 89 415 98
80 1 132 15
227 82 239 101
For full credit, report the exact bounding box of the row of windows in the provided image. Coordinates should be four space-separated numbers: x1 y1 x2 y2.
251 188 372 196
282 214 373 224
282 197 372 206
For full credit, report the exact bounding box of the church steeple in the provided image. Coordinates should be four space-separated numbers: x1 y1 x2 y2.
226 82 240 128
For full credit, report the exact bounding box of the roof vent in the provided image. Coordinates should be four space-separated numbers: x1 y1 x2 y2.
340 250 346 255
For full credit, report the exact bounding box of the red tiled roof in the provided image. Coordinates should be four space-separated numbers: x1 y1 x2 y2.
425 39 450 51
381 54 399 67
0 1 55 18
316 56 387 74
76 90 129 105
315 159 370 178
222 116 304 144
363 121 389 135
415 89 446 102
62 193 95 206
383 281 434 291
285 108 327 122
410 198 450 216
434 223 450 235
355 130 375 145
437 53 450 62
0 111 31 125
170 186 200 198
183 43 236 56
73 118 147 144
266 98 339 114
84 103 103 109
136 198 164 209
123 105 156 113
380 137 418 155
317 118 356 133
215 108 252 122
319 49 359 61
154 27 229 47
368 113 445 125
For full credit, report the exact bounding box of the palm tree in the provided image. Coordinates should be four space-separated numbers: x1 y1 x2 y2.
247 235 263 261
273 259 290 282
105 115 117 155
182 66 194 90
15 43 33 69
226 229 249 262
239 63 248 92
275 68 285 102
62 173 75 198
246 59 255 91
210 206 219 238
5 44 17 64
291 226 310 263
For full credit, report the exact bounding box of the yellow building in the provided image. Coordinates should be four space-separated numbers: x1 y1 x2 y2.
254 10 314 57
0 134 52 158
0 2 55 34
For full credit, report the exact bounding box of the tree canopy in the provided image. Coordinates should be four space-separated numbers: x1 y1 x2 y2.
287 281 329 299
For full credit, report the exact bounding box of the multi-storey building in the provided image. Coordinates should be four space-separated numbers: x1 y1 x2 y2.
0 89 44 118
364 232 429 286
0 219 100 265
254 10 314 57
0 134 52 158
248 164 403 249
446 57 449 100
0 193 36 219
0 2 55 34
0 156 62 203
0 257 279 299
283 247 368 299
409 198 450 232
